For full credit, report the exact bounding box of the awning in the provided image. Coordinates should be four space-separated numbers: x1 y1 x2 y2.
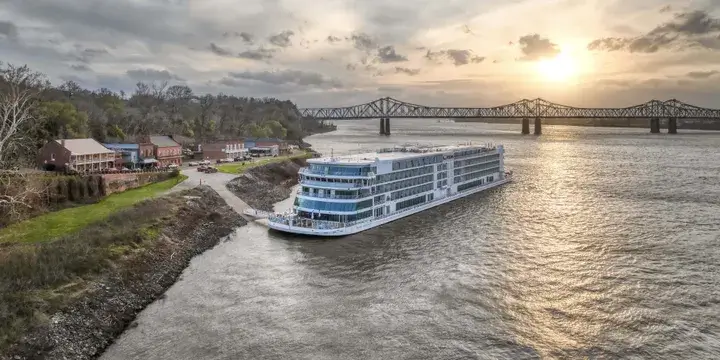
141 158 158 164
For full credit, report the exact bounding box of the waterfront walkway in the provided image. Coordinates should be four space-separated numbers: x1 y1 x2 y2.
170 168 255 220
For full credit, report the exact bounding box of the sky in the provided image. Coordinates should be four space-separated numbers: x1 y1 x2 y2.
1 0 720 108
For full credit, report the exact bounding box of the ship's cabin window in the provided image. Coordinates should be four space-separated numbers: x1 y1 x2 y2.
308 164 374 176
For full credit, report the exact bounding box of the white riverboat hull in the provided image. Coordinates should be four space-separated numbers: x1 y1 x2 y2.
268 176 512 237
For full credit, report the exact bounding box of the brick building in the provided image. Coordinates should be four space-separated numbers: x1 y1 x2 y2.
145 135 183 166
200 140 246 160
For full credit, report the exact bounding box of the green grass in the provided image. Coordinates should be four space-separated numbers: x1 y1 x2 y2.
0 175 188 244
216 152 311 175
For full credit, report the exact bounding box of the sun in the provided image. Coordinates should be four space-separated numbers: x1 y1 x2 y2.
536 52 578 82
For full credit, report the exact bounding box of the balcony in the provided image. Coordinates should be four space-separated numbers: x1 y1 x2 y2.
297 190 371 200
299 167 375 178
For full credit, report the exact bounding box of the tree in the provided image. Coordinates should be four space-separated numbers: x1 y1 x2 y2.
0 63 49 168
38 101 89 139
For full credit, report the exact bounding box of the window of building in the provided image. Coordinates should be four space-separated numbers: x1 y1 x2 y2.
50 153 55 161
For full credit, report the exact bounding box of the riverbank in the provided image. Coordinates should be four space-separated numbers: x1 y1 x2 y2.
226 158 308 212
1 186 245 360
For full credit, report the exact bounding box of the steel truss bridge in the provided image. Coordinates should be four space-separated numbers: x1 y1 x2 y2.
298 97 720 120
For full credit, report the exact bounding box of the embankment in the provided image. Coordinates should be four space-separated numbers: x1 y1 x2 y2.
0 186 246 360
0 171 175 228
226 158 308 211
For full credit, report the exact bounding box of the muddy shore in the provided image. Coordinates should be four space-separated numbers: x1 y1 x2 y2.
2 186 246 360
226 158 307 212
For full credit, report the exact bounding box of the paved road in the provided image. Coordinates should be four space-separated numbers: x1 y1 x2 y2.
169 168 253 218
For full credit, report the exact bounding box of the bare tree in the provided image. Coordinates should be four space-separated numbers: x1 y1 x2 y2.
0 63 48 169
0 171 46 224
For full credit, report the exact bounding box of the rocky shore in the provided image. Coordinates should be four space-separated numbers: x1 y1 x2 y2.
2 186 246 360
226 158 308 212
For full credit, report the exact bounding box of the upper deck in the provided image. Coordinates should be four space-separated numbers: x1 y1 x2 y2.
307 144 497 166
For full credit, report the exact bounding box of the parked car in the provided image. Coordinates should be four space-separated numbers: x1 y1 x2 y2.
205 166 218 173
197 165 207 172
188 161 198 166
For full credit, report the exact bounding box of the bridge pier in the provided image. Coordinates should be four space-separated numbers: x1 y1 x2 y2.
379 118 386 135
534 117 542 135
385 118 391 135
521 118 530 135
650 118 660 133
668 117 677 134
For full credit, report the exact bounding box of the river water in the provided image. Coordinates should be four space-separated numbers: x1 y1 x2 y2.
101 120 720 359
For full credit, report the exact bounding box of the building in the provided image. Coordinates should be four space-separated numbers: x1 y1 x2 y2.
39 138 115 172
142 135 183 167
200 140 247 160
103 143 140 169
243 138 289 154
249 145 279 157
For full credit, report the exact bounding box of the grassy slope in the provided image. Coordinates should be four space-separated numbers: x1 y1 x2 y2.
0 175 188 244
216 152 311 175
0 185 223 354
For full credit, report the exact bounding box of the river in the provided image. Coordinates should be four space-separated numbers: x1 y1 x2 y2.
101 120 720 359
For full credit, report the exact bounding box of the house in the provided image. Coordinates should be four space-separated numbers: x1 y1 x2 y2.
200 140 247 160
143 135 182 167
39 138 115 172
103 143 140 169
244 138 289 154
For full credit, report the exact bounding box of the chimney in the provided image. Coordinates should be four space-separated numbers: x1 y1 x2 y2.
61 139 65 148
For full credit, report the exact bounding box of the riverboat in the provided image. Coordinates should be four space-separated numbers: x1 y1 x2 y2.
268 143 512 236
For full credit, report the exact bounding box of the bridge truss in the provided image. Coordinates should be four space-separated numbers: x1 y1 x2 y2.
298 97 720 120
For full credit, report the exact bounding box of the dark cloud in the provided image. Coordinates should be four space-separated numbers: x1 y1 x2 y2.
72 47 109 63
126 68 183 81
70 64 91 72
0 21 18 40
221 31 254 44
209 43 233 56
225 69 341 88
376 45 407 63
327 35 342 43
517 34 560 60
268 30 294 47
424 49 485 66
686 70 719 79
237 48 275 61
395 67 420 76
588 10 720 53
345 63 356 71
349 32 377 52
659 5 672 13
239 32 254 44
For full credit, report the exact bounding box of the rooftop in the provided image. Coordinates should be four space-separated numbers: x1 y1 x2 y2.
308 143 496 165
55 139 114 155
149 135 181 148
103 143 139 149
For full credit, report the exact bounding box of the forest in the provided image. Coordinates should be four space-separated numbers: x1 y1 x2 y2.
0 62 335 169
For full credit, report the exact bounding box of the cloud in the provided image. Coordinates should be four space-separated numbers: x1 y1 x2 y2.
350 32 377 52
221 32 254 44
588 10 720 53
327 35 342 43
225 69 342 88
376 46 407 63
70 64 91 72
517 34 561 60
659 5 672 13
425 49 485 66
395 67 420 76
686 70 719 79
208 43 233 56
237 48 276 60
268 30 294 47
0 21 18 40
126 69 183 82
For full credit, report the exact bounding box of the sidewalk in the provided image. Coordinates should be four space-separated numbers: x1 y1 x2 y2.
169 169 254 218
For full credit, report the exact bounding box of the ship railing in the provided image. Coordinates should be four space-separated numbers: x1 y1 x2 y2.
296 190 371 200
300 167 374 177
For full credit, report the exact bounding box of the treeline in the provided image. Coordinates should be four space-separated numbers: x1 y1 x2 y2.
0 62 334 165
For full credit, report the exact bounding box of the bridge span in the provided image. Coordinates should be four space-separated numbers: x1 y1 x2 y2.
298 97 720 135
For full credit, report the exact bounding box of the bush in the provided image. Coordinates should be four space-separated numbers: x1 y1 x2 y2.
170 168 180 178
